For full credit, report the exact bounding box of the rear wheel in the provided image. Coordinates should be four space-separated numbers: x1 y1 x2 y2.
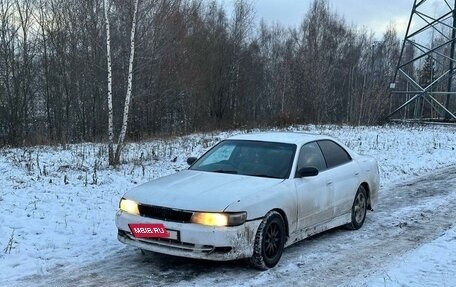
250 211 286 270
346 185 368 230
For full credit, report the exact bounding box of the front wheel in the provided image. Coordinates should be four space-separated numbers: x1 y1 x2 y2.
346 185 368 230
250 211 286 270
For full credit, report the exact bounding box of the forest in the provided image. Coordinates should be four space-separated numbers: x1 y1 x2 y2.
0 0 404 146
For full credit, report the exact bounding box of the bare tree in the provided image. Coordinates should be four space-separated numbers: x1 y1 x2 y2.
104 0 114 164
114 0 139 164
229 0 253 124
104 0 139 165
0 0 404 147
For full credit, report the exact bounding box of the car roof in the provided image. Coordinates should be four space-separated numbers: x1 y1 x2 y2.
227 132 332 145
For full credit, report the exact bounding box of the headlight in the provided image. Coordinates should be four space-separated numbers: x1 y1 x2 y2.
190 212 247 226
119 198 139 215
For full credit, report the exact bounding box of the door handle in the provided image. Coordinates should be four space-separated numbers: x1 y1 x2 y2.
354 172 359 176
327 181 333 186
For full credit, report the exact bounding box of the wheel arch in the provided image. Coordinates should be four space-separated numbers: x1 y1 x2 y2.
360 182 371 210
270 208 289 238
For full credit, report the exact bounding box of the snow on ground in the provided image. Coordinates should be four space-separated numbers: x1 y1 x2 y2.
0 124 455 285
365 225 456 287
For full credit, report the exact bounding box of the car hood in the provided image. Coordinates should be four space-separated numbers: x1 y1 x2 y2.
124 169 283 212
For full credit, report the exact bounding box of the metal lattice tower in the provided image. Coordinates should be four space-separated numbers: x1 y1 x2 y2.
388 0 456 122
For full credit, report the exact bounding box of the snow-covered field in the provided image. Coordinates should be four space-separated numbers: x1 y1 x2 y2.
1 124 456 286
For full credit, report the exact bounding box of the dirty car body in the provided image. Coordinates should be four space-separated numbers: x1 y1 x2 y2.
116 132 379 268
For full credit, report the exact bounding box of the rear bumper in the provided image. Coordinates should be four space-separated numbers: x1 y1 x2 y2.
115 210 262 261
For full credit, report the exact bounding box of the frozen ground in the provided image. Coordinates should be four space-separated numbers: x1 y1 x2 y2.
1 124 456 286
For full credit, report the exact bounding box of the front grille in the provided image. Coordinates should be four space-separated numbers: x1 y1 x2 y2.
138 204 193 223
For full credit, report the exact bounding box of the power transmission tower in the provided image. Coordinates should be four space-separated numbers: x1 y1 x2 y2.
388 0 456 122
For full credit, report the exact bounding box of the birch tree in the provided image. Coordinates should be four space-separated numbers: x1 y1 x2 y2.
104 0 139 165
104 0 114 164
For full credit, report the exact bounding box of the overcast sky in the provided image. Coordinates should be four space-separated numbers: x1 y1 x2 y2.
253 0 411 36
220 0 450 40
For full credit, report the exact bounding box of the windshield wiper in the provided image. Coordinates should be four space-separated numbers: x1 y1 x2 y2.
213 169 238 174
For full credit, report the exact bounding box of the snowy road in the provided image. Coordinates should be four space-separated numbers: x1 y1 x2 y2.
14 165 456 287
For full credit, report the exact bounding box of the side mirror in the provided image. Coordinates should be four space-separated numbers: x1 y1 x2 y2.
187 157 197 165
297 167 319 178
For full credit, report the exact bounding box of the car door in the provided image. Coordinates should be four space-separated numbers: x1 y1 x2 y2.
294 142 332 230
317 140 360 218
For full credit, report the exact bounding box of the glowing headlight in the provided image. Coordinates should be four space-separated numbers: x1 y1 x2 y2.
119 198 140 215
191 212 247 227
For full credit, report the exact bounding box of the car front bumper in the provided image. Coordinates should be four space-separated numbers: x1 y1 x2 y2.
115 210 262 261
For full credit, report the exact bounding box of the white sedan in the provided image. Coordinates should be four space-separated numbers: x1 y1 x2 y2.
115 132 379 269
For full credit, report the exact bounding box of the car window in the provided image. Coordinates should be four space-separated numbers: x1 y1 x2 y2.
190 140 296 179
296 142 327 175
200 142 236 165
317 140 351 169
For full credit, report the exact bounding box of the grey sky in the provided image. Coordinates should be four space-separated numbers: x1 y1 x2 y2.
252 0 412 36
221 0 449 39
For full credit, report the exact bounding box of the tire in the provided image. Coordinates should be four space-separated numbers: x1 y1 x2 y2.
346 185 368 230
250 211 286 270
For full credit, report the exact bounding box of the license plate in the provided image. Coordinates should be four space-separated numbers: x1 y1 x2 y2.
129 223 179 240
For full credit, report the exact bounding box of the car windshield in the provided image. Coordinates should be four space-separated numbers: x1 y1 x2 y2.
190 140 296 179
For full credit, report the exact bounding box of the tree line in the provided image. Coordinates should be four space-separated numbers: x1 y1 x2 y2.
0 0 402 147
